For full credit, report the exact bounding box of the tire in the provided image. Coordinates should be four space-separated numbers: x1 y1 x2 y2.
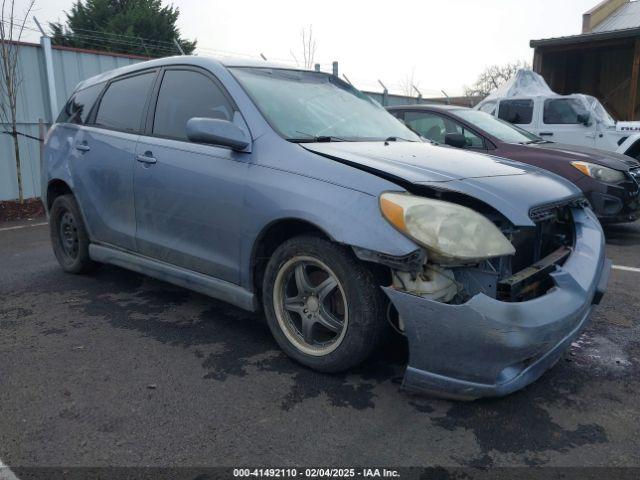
262 235 387 373
49 194 98 274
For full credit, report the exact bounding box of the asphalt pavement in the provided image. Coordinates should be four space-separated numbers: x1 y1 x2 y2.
0 218 639 475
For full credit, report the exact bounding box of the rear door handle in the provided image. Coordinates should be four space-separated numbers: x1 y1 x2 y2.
136 152 157 164
75 143 90 152
539 132 554 137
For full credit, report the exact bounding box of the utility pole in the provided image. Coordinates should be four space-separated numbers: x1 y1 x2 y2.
33 17 58 120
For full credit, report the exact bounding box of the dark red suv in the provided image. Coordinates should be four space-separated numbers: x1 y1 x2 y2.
388 105 640 223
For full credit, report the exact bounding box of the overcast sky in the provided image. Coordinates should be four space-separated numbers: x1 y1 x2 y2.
17 0 596 96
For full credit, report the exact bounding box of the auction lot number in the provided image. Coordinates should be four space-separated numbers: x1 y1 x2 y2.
233 469 400 478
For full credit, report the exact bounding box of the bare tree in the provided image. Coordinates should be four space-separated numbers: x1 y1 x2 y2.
290 25 316 69
464 60 531 98
400 68 420 97
0 0 36 203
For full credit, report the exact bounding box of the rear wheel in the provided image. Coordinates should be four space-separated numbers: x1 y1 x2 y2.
262 235 387 372
50 194 98 274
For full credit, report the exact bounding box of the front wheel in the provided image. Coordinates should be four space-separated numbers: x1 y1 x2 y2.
262 235 387 372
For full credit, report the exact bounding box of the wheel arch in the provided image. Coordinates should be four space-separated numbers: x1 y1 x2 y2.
250 217 333 297
46 179 73 210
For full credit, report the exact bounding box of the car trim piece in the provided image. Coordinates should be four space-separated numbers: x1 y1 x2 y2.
89 244 257 312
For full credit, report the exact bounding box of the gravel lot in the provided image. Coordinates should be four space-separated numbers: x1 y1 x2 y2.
0 218 639 475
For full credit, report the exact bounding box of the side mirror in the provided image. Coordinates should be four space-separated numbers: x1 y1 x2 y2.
186 117 249 151
444 132 467 149
577 113 591 126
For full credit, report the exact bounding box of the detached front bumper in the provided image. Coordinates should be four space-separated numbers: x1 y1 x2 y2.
383 208 611 401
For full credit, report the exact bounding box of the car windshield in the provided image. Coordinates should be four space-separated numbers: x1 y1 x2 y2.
230 67 420 142
455 109 542 144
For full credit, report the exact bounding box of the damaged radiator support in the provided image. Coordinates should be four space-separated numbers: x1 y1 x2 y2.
497 246 572 302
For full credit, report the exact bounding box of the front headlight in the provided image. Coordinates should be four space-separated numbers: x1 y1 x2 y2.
570 161 626 183
379 192 515 264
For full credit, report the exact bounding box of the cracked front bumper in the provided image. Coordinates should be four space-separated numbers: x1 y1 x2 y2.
383 208 611 401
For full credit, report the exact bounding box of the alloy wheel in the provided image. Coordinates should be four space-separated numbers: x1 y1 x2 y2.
273 256 348 356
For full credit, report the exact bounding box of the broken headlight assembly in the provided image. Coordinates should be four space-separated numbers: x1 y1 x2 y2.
379 192 515 264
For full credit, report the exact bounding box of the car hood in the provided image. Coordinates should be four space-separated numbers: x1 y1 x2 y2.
302 141 532 182
303 141 581 226
527 142 640 170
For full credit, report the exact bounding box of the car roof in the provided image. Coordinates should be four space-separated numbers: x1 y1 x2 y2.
74 55 311 91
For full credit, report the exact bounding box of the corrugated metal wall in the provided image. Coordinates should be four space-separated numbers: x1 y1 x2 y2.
0 42 142 201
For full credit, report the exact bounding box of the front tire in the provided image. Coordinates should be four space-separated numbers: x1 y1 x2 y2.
262 235 387 373
50 194 98 274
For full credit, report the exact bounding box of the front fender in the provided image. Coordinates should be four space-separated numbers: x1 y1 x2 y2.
239 162 418 290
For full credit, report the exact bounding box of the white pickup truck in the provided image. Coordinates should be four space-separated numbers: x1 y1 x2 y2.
475 70 640 159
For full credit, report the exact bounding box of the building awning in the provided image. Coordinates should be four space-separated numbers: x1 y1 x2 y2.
530 26 640 48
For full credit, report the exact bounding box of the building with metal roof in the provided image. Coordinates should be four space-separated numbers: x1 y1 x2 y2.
591 0 640 32
530 0 640 121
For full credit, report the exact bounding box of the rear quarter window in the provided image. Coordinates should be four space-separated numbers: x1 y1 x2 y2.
498 99 533 125
57 83 104 125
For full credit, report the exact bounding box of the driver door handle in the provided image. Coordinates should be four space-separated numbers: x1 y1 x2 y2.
539 132 554 137
136 152 157 164
75 142 90 152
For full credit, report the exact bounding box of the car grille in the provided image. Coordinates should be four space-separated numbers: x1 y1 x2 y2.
497 199 581 301
529 197 588 223
508 200 580 276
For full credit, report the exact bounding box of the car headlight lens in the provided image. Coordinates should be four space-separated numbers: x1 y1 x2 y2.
571 161 626 183
380 192 515 264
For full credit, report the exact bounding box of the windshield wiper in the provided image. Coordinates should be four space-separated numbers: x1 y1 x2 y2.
385 136 417 143
288 130 347 143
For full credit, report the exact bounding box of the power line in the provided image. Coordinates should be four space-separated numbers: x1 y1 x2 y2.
5 19 442 95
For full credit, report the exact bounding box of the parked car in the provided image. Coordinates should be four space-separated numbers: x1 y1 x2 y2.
43 56 610 400
387 104 640 223
474 69 640 159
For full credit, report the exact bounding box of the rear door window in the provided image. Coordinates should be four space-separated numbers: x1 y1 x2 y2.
94 71 156 133
57 83 104 124
498 99 533 125
152 69 234 141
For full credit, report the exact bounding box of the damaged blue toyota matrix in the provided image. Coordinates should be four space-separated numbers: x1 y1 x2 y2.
43 56 611 400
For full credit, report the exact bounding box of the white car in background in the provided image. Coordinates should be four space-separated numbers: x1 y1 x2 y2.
475 70 640 159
